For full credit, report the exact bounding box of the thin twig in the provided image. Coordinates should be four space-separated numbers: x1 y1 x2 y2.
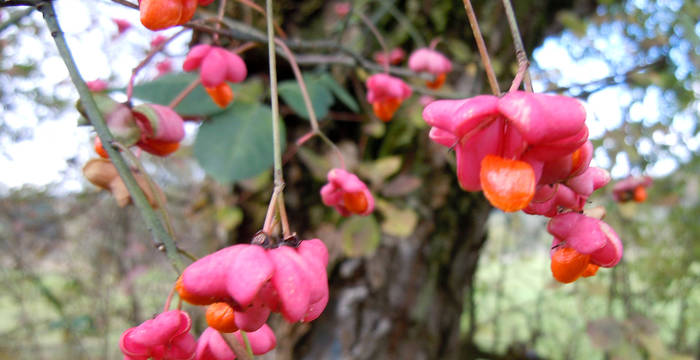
274 40 346 168
213 0 227 44
235 0 287 38
110 0 138 9
220 332 252 360
354 9 389 73
111 141 177 241
277 193 291 238
127 28 189 101
38 1 183 271
240 331 254 359
266 0 283 190
262 186 281 235
169 77 202 108
258 0 294 240
462 0 501 95
501 0 533 92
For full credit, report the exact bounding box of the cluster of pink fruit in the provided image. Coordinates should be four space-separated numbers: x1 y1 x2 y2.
83 37 249 208
423 91 622 284
119 239 328 359
365 46 451 122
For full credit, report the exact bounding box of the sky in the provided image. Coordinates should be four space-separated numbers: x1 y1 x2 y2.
0 1 696 193
0 1 190 193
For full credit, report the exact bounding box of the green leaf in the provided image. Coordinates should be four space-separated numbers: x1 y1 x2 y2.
278 75 335 120
132 73 263 117
193 102 285 183
375 199 418 238
341 215 381 257
318 74 360 112
357 156 402 187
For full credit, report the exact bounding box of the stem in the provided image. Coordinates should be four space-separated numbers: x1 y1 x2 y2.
508 60 529 92
263 0 290 238
169 77 202 109
277 193 291 238
220 332 252 360
461 0 501 95
429 37 442 50
261 186 281 235
163 281 178 312
111 141 177 240
213 0 228 44
266 0 283 190
354 9 389 73
235 0 287 38
39 2 183 271
501 0 533 92
127 28 189 101
241 331 255 358
274 39 347 168
233 41 258 54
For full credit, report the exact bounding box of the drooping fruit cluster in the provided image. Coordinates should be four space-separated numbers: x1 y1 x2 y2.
612 175 652 203
320 168 375 216
548 212 622 283
80 92 186 207
365 73 412 122
119 310 197 360
182 45 248 108
79 94 186 158
118 239 328 359
408 47 452 89
423 91 622 284
177 239 329 332
374 48 406 66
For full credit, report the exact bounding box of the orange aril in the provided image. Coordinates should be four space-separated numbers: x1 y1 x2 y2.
479 155 536 212
139 0 184 31
551 247 591 284
205 83 234 108
94 137 109 158
343 192 368 214
633 185 647 203
425 73 446 89
205 302 239 333
372 98 402 122
176 276 214 305
139 139 180 156
581 263 600 278
570 147 583 175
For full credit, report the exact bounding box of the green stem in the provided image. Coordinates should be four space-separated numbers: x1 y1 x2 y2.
241 331 255 359
501 0 533 92
111 142 177 240
220 332 252 360
266 0 283 190
38 1 183 272
262 0 291 237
